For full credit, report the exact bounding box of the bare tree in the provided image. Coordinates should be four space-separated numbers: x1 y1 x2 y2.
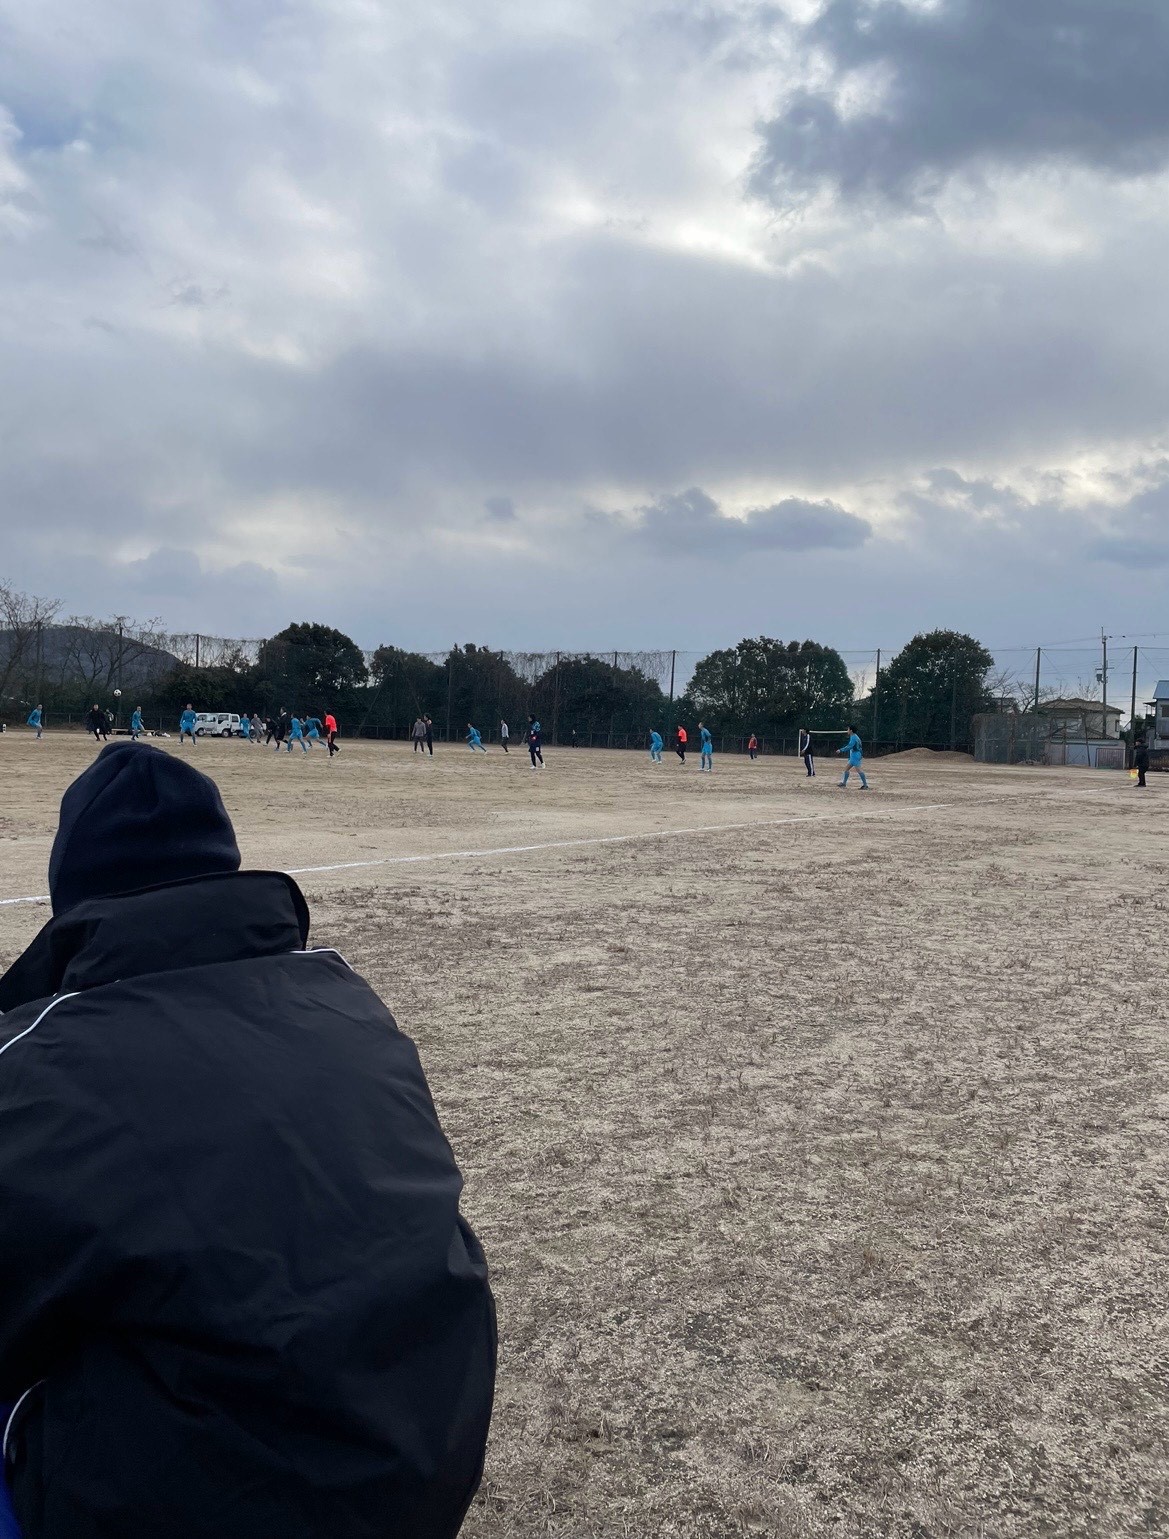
0 580 62 704
59 615 173 696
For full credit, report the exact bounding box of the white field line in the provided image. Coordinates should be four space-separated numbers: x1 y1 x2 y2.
0 802 946 908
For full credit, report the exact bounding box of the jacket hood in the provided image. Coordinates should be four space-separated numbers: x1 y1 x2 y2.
48 742 241 916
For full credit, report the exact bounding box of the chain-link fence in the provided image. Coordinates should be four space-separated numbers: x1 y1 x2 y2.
5 623 1166 753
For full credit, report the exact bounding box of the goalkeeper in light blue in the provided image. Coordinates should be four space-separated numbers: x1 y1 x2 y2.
649 730 663 763
837 726 869 789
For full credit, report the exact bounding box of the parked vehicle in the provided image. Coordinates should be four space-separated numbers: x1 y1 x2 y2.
194 712 242 738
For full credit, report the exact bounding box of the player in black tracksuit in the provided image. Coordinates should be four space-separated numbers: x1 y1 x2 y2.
1133 739 1150 787
0 744 495 1539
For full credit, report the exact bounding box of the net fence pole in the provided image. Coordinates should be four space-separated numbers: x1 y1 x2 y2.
873 648 881 744
949 672 957 750
1102 631 1108 722
1033 647 1041 711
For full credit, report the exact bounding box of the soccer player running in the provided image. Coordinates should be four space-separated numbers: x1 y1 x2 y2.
675 724 687 763
528 716 545 769
466 723 487 752
286 716 309 754
27 704 43 742
325 711 339 756
837 724 869 789
85 704 109 743
798 727 815 777
500 719 510 753
699 722 713 772
649 729 663 763
130 706 144 741
305 715 323 748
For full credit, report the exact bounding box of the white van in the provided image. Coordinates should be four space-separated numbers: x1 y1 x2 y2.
194 712 242 738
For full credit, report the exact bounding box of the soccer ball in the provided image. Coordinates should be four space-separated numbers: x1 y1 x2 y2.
113 688 122 697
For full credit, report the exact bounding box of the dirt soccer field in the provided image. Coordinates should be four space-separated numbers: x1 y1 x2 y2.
1 733 1166 1538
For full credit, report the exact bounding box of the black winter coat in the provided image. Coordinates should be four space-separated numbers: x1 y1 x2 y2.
0 872 495 1539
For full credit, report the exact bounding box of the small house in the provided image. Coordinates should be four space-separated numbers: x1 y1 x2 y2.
1146 681 1169 752
1032 697 1125 769
1038 697 1123 741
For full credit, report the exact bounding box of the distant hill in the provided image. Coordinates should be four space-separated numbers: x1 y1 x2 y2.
0 624 182 700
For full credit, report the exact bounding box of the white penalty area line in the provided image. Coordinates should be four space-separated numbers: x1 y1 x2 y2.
0 802 946 908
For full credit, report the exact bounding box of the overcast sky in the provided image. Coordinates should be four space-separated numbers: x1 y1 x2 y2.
3 0 1169 657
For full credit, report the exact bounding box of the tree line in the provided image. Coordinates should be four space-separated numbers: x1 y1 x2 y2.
0 581 996 747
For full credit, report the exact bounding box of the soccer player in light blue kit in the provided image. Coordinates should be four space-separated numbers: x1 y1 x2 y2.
305 715 322 747
27 704 43 741
130 706 144 741
649 729 663 763
466 723 487 752
287 715 309 753
837 724 869 789
699 722 713 772
179 704 198 745
239 713 251 743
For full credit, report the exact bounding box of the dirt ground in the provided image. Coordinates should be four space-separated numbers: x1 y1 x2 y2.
2 733 1167 1537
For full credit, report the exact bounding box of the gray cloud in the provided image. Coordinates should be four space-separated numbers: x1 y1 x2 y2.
1088 482 1169 567
752 0 1169 204
625 487 871 556
483 495 517 523
0 0 1168 657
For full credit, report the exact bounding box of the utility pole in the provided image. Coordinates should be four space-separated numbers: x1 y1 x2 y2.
1033 646 1041 712
1131 644 1139 751
873 649 881 743
1101 630 1108 724
445 650 453 740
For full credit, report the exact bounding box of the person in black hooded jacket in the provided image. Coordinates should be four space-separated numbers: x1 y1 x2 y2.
0 743 495 1539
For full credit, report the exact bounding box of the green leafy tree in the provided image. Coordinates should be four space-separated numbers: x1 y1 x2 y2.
446 644 528 737
686 638 854 736
254 622 368 710
864 630 994 748
151 664 251 717
531 656 668 741
367 646 446 728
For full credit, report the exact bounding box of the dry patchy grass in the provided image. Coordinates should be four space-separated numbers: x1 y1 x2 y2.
2 736 1166 1536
